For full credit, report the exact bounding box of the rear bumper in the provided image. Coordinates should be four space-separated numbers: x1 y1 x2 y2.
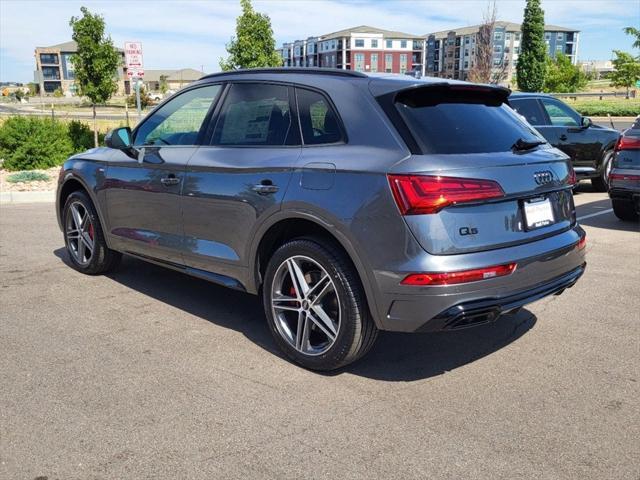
374 225 586 332
416 264 585 332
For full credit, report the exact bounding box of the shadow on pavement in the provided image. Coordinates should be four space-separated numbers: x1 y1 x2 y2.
576 198 640 232
54 248 537 382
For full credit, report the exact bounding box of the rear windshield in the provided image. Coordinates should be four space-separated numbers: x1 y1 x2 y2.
395 89 544 154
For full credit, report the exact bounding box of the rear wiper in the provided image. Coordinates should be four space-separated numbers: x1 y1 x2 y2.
512 138 546 152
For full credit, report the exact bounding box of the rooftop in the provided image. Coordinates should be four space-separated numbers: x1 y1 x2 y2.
36 40 124 53
426 21 579 38
143 68 204 82
320 25 423 40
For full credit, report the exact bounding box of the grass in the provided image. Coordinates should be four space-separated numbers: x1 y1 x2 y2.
6 171 50 183
563 97 639 117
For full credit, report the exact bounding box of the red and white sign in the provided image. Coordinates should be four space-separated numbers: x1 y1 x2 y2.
124 41 144 78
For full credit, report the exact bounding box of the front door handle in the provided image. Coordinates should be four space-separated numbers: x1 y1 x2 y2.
559 134 568 141
252 181 279 195
160 174 180 186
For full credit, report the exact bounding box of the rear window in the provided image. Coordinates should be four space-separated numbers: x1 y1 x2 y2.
395 89 544 154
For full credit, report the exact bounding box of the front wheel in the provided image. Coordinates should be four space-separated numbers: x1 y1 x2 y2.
63 191 121 274
591 150 613 192
262 238 378 371
612 199 639 221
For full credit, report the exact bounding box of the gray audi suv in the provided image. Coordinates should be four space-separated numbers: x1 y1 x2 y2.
56 69 586 370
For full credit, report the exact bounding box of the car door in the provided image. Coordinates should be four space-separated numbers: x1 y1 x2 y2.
104 84 223 263
539 97 601 169
180 82 301 281
510 96 562 147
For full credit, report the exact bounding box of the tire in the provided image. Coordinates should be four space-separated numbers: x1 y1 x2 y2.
612 199 639 221
62 190 121 275
262 238 378 371
591 150 613 192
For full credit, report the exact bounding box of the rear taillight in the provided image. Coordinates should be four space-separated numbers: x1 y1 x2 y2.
401 263 517 286
615 136 640 151
388 175 505 215
567 166 577 186
609 172 640 182
576 235 586 251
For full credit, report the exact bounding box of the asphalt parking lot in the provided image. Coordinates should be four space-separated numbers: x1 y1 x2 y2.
1 185 639 479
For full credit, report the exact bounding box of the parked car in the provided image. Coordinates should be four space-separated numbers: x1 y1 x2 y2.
56 69 586 370
509 93 620 191
609 116 640 221
147 91 164 101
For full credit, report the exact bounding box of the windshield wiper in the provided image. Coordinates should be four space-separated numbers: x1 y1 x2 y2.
512 138 546 152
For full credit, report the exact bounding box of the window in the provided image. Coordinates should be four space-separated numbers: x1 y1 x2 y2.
515 33 521 41
400 40 407 48
296 88 342 145
545 33 551 40
399 54 408 74
494 45 502 53
385 54 393 72
355 39 365 47
371 39 378 48
386 40 393 48
135 85 221 146
509 98 547 126
464 61 469 69
211 84 296 146
514 47 520 54
41 66 60 80
465 37 470 44
39 53 59 64
557 32 564 40
395 89 543 154
541 98 580 126
505 32 511 41
371 53 378 72
354 53 365 72
494 31 503 41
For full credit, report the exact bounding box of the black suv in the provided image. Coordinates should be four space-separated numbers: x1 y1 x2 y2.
510 93 620 191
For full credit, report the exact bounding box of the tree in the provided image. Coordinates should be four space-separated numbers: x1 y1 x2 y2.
623 27 640 50
220 0 281 71
467 2 508 84
516 0 546 92
610 50 640 98
69 7 120 147
159 75 169 94
543 53 588 93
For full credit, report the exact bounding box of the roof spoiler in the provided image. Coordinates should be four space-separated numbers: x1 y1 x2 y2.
393 82 512 108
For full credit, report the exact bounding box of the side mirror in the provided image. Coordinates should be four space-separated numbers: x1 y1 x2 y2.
581 116 592 129
105 127 132 150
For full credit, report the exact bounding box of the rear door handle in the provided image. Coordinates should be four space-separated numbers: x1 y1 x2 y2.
559 134 568 141
252 182 279 195
160 174 180 186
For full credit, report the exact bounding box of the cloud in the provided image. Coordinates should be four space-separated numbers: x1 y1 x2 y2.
1 0 636 82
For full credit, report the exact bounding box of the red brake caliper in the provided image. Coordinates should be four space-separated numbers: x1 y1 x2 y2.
88 223 94 241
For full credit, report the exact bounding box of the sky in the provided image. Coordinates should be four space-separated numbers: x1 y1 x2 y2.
0 0 638 82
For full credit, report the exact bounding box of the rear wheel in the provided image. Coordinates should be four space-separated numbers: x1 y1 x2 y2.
263 238 377 371
612 199 639 221
63 191 121 274
591 150 613 192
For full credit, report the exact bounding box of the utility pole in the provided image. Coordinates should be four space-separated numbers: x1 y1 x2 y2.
135 78 141 117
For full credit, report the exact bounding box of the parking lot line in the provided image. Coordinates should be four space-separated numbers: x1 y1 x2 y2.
577 208 614 221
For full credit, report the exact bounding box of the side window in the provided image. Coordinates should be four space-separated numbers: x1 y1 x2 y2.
510 98 548 126
541 99 580 127
212 83 296 146
296 88 343 145
134 85 221 146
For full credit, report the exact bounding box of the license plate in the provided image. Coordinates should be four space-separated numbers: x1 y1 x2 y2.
523 198 555 230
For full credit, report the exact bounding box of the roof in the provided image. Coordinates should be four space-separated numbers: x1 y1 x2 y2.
426 21 579 38
143 68 204 83
321 25 422 40
36 40 124 53
201 67 367 81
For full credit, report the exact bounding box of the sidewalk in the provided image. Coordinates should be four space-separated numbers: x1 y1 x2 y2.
0 190 55 204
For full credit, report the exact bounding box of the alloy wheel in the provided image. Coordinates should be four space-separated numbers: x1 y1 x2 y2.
65 201 95 265
270 255 341 356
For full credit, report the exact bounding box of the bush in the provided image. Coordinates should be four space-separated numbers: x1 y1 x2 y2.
0 117 73 171
566 99 640 117
7 171 50 183
68 120 105 151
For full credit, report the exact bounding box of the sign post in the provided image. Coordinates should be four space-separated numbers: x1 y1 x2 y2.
124 41 144 117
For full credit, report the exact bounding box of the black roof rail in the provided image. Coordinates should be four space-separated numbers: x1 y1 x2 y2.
200 67 368 80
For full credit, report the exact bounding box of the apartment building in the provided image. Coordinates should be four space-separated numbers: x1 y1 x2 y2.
425 21 580 83
279 25 424 75
34 41 129 95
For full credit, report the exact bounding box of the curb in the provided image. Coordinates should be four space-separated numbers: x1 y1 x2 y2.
0 190 55 204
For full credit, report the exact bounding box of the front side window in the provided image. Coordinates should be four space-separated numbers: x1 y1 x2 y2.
541 98 580 126
134 84 221 146
296 88 343 145
212 83 294 146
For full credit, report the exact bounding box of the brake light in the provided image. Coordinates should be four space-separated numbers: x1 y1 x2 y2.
401 263 517 286
576 235 586 251
609 172 640 182
388 175 505 215
615 136 640 151
567 166 577 186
